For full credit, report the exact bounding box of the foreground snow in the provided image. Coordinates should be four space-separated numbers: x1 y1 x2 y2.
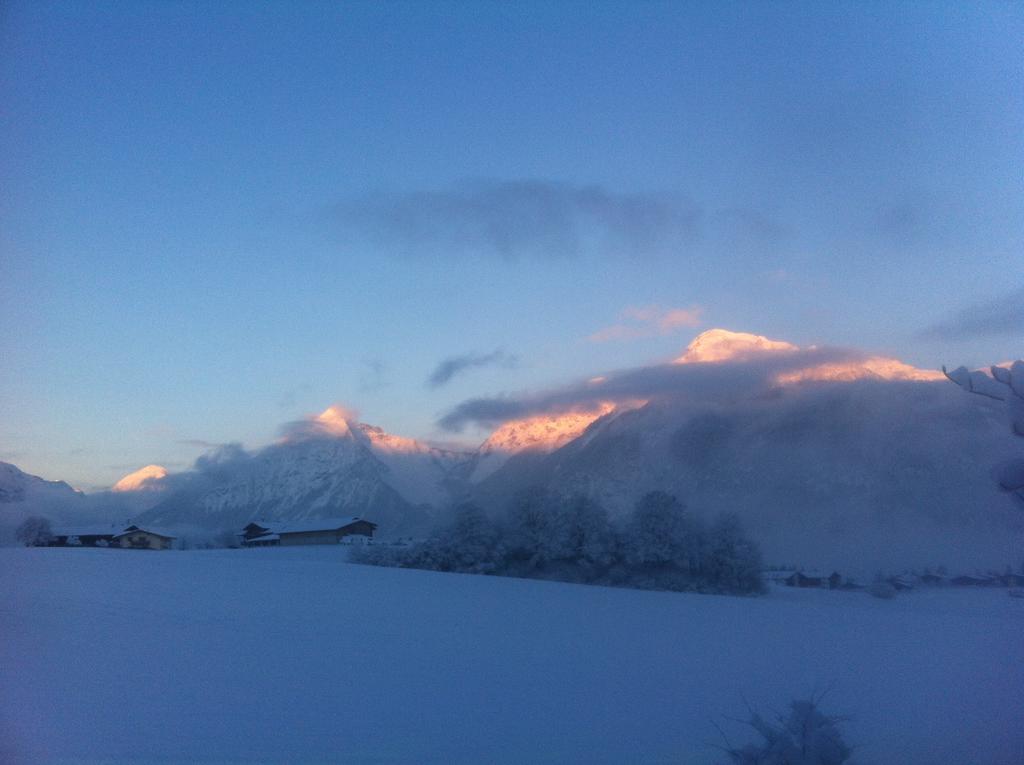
2 548 1022 764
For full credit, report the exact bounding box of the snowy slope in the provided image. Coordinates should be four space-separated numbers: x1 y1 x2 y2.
2 547 1021 764
0 461 81 506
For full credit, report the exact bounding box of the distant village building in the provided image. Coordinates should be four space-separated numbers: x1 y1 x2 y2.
1001 572 1024 588
240 517 377 547
785 571 826 588
113 525 176 550
950 574 999 587
887 574 918 591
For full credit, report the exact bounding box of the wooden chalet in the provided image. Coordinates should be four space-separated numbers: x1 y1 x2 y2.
113 525 176 550
241 517 377 547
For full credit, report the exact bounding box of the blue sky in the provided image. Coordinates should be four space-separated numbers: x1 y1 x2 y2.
2 1 1021 488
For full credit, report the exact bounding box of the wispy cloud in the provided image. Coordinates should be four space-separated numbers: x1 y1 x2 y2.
588 304 704 343
358 358 388 393
921 287 1024 341
427 350 518 388
329 179 701 260
438 345 860 432
177 439 223 449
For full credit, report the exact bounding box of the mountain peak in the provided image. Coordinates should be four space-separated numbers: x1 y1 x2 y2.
311 405 357 436
112 464 168 492
675 329 797 364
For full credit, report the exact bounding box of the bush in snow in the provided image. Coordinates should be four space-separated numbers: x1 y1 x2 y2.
15 516 53 547
719 697 853 765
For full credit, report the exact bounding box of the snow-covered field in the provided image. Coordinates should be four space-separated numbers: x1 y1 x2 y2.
2 547 1022 764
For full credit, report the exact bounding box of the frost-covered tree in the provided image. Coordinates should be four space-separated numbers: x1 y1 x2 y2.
720 698 853 765
431 502 504 574
16 516 53 547
703 513 765 594
944 360 1024 504
624 490 693 567
506 486 558 567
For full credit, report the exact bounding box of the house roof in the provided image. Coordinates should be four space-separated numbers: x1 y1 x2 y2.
248 517 373 535
113 526 176 540
243 533 280 544
51 526 122 537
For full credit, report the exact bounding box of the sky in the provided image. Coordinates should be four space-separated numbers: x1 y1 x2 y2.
1 1 1022 489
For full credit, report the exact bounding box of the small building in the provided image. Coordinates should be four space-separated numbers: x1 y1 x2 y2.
785 571 825 588
762 570 797 586
888 574 918 592
241 517 377 547
48 526 120 547
950 574 999 587
1000 572 1024 588
827 571 843 589
113 525 175 550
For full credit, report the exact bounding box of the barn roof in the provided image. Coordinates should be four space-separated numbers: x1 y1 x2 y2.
243 533 280 543
248 517 372 535
112 526 176 540
51 526 122 537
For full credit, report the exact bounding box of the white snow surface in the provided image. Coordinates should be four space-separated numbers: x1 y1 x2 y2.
2 547 1022 764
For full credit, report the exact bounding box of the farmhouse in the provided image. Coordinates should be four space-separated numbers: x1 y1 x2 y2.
241 517 377 547
113 525 176 550
48 526 120 547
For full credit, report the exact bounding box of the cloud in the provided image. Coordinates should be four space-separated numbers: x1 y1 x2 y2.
438 345 861 432
358 358 388 393
329 179 701 260
178 439 223 449
426 349 518 388
921 287 1024 341
588 304 704 343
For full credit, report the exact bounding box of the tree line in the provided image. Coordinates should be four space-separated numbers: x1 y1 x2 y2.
354 489 765 595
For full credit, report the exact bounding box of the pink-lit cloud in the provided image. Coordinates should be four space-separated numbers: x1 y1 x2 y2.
588 304 704 342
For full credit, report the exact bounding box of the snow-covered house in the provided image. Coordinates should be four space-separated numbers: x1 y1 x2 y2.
241 517 376 547
113 525 175 550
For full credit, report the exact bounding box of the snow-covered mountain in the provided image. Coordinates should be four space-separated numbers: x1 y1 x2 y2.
11 330 1023 571
0 461 82 507
137 406 473 536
